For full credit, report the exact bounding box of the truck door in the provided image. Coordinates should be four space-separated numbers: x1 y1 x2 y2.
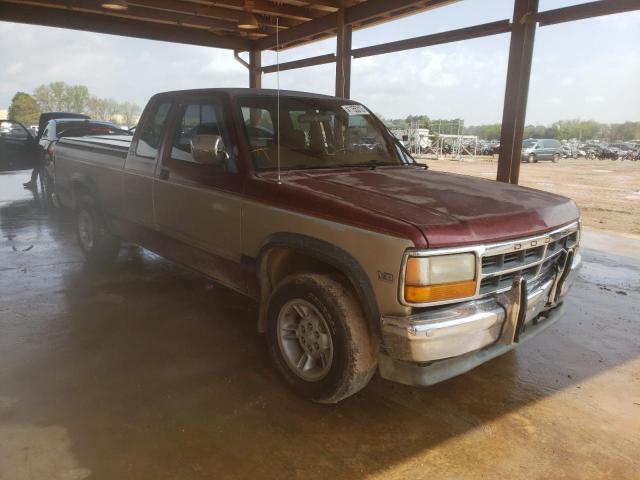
121 100 172 227
153 95 243 267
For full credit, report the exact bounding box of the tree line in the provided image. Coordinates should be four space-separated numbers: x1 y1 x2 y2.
383 115 640 142
7 81 141 127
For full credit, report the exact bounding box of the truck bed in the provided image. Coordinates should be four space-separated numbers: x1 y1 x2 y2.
53 135 133 210
57 135 132 158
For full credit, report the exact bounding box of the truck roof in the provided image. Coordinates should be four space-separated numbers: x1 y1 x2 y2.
153 88 352 102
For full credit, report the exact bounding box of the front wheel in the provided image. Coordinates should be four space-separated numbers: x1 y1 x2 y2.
552 153 560 163
77 198 121 265
527 154 535 163
266 273 377 403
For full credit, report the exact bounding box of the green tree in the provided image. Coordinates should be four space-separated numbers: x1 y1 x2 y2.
7 92 40 124
119 101 141 127
64 85 90 113
86 96 108 120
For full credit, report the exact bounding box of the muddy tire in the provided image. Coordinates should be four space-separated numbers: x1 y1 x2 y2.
76 196 120 265
266 273 377 404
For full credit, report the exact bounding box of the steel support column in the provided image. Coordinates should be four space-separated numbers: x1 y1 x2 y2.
497 0 538 184
335 7 352 98
249 50 262 89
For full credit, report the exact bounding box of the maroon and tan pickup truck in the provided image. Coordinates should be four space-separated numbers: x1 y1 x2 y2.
49 88 581 403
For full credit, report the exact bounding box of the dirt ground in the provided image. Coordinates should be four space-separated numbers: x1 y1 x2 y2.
421 157 640 236
2 170 640 480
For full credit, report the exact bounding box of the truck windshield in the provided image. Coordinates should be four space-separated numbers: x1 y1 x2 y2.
237 96 413 171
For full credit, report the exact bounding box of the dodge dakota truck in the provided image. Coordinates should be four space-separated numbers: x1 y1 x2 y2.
49 88 581 403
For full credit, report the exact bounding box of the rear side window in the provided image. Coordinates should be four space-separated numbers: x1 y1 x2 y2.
136 101 172 158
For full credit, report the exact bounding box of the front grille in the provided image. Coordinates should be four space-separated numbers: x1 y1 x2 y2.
479 224 579 295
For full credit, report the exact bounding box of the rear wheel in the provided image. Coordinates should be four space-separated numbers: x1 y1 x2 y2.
76 197 120 265
43 171 60 209
552 153 560 163
266 273 377 403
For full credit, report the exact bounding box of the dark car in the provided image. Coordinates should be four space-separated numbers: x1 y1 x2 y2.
39 119 129 155
36 112 89 140
521 138 562 163
0 112 90 173
0 120 41 172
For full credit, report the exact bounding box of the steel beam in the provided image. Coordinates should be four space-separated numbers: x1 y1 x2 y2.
249 50 262 88
0 2 251 49
335 7 352 98
535 0 640 27
352 20 511 58
497 0 538 184
257 0 457 50
261 53 336 74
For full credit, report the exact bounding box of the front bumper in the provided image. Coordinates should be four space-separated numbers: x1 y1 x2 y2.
379 252 582 386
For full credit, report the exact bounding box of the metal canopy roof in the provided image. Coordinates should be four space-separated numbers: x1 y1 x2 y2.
0 0 457 51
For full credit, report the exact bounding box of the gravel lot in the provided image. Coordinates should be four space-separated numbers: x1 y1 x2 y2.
423 157 640 236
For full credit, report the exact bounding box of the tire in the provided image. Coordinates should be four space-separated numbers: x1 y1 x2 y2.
266 273 377 404
552 153 560 163
76 196 121 265
43 171 60 209
527 154 535 163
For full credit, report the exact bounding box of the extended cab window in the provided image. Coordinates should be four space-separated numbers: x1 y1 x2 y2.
136 101 171 158
169 101 236 172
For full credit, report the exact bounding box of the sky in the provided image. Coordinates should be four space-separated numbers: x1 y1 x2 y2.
0 0 638 126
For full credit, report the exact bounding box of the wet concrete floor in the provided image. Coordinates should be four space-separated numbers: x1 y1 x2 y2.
1 170 639 479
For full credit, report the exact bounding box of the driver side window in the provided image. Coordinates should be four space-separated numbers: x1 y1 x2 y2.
170 101 236 173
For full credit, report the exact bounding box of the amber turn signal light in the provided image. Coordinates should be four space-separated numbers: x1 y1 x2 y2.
404 280 476 303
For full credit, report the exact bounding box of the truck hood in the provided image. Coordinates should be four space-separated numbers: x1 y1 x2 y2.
277 166 579 248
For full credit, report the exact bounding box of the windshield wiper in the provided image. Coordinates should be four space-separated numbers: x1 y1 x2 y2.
338 160 397 170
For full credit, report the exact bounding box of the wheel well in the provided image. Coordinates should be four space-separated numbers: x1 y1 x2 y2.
71 180 95 209
257 247 363 334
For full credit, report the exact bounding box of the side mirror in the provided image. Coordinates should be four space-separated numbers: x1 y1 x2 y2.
191 134 229 165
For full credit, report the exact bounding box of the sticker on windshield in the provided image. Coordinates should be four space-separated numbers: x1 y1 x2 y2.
341 104 370 115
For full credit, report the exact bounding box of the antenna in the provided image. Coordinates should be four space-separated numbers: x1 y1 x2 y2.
276 16 282 185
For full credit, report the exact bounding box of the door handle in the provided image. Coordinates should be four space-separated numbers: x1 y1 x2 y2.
159 168 170 180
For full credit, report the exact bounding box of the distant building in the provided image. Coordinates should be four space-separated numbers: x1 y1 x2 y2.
0 108 8 120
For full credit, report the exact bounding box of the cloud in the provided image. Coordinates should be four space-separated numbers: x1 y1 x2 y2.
7 63 23 75
418 52 459 87
585 95 605 104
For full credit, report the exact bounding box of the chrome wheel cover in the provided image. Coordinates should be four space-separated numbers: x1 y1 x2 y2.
276 299 334 381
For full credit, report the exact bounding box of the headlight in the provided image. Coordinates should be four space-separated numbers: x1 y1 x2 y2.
404 253 477 303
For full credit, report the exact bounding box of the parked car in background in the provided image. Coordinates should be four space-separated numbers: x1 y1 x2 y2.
36 112 89 141
39 119 129 156
0 112 92 174
48 88 582 403
521 138 562 163
0 120 41 172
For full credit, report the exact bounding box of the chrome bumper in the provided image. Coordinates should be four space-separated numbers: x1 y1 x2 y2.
379 252 581 386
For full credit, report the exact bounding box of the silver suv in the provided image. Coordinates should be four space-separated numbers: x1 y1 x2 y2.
522 138 562 163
